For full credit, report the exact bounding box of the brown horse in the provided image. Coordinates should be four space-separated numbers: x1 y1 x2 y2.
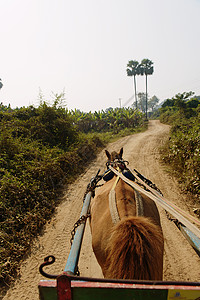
90 148 164 280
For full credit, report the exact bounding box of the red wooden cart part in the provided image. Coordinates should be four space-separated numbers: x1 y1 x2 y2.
39 274 200 300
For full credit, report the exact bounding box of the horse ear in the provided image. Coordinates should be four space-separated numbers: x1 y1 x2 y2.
105 150 111 160
119 147 123 158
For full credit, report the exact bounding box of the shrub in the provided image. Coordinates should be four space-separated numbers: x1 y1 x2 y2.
160 93 200 198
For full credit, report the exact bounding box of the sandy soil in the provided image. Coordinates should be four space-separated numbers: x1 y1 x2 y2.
1 120 200 300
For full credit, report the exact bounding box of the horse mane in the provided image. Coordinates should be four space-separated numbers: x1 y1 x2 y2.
104 216 163 280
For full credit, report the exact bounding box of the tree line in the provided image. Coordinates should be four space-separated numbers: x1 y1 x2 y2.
70 107 145 134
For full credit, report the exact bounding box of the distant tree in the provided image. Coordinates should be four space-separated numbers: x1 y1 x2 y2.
195 95 200 101
173 91 194 101
186 98 200 108
52 91 66 109
126 60 139 108
0 79 3 90
138 92 147 113
162 99 175 108
149 95 159 111
161 92 197 119
105 107 113 113
140 59 154 118
172 92 195 117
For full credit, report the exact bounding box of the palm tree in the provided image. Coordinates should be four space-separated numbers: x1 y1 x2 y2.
0 79 3 90
126 60 139 108
140 59 154 118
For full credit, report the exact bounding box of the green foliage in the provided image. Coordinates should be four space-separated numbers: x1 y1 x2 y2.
140 58 154 75
159 91 198 123
0 102 12 113
136 93 159 115
148 95 159 111
0 128 105 284
126 59 154 77
0 98 146 286
70 107 146 134
137 92 146 113
160 92 200 198
126 60 139 76
0 103 78 150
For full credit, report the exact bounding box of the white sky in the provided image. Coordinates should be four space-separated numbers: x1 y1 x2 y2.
1 0 200 112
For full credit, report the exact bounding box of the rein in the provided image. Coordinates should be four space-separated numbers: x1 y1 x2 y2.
109 165 200 239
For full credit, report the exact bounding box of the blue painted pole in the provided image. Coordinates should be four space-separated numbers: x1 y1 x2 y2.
64 191 92 275
179 224 200 255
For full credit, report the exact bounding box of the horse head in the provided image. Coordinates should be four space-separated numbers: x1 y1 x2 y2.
105 147 123 162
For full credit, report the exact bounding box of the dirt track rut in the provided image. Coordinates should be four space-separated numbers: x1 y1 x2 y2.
2 120 200 300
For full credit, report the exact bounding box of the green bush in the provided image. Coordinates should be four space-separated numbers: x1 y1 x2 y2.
0 100 147 286
160 93 200 198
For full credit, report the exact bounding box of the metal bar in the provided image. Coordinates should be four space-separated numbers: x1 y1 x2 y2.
178 224 200 255
64 192 92 275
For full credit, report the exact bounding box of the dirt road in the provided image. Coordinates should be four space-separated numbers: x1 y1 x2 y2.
2 120 200 299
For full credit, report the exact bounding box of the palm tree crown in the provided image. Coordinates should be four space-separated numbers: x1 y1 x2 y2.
140 59 154 75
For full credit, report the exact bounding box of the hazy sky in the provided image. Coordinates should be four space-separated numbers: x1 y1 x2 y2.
1 0 200 112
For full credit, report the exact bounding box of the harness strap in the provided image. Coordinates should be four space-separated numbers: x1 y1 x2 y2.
109 165 200 239
109 175 120 224
109 172 144 224
128 166 200 226
135 189 144 216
